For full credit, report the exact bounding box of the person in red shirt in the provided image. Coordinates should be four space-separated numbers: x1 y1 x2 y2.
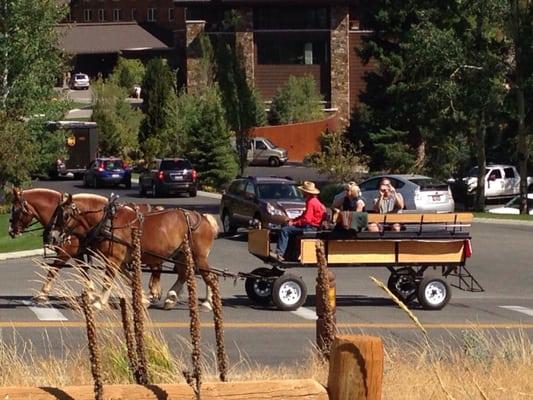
273 181 326 261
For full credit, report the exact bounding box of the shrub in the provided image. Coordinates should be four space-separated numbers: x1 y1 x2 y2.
109 57 145 92
318 182 344 207
269 75 324 125
310 131 368 182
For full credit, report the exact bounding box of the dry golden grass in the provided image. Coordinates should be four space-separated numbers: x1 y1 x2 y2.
0 257 531 399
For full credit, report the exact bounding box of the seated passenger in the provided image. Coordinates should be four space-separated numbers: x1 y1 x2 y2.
368 177 404 232
331 181 365 212
273 181 326 261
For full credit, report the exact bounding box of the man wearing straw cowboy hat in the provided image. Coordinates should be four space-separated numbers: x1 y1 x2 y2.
273 181 326 261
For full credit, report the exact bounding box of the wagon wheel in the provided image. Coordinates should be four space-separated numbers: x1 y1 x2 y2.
417 276 451 310
245 267 278 306
387 267 417 305
272 273 307 311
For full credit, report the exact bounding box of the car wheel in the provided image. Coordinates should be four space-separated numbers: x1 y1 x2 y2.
92 177 99 188
268 157 280 167
83 175 89 188
272 274 307 311
417 276 451 310
139 183 146 196
151 183 159 198
222 210 237 234
189 188 197 197
245 267 276 306
124 180 131 189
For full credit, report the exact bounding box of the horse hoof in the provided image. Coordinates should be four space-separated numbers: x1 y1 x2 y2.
163 299 176 310
148 294 161 304
33 295 48 304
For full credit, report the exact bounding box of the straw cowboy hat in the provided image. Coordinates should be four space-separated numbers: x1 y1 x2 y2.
298 181 320 195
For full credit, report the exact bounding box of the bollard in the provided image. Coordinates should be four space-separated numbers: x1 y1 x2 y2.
315 240 336 358
327 335 384 400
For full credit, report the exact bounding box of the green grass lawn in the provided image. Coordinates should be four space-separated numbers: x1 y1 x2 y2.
0 214 43 253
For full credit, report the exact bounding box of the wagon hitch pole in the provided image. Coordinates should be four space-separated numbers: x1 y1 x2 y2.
315 240 337 358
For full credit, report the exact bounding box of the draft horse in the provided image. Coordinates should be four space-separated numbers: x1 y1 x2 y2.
45 193 219 310
8 188 161 303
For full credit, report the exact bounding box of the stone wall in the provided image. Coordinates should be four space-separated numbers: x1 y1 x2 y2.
330 6 350 127
186 20 206 94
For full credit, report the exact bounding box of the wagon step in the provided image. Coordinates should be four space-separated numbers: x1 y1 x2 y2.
445 265 484 292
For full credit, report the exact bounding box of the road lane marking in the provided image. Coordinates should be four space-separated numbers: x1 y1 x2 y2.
499 305 533 317
22 300 68 321
291 307 318 320
2 321 533 329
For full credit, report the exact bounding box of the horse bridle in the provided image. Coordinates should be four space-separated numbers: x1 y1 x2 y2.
9 195 41 235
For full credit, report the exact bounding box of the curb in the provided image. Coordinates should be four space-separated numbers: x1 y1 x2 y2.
473 217 533 226
0 248 52 261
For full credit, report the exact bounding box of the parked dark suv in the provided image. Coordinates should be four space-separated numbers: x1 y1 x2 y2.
83 157 131 188
138 158 197 197
220 176 306 233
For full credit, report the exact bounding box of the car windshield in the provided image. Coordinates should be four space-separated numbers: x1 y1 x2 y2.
103 160 123 170
160 159 192 170
263 138 276 148
257 183 303 200
75 74 87 79
409 178 448 191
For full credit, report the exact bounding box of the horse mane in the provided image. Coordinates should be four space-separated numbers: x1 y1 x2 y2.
72 193 108 202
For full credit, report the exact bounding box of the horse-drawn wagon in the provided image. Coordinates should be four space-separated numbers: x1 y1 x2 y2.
245 212 483 311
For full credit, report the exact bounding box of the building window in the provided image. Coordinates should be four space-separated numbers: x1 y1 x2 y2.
168 8 175 22
131 8 137 21
256 35 328 65
254 7 328 30
113 9 122 21
83 9 92 22
147 8 157 22
98 9 105 22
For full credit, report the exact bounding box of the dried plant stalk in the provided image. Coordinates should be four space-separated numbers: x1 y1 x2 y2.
81 290 103 400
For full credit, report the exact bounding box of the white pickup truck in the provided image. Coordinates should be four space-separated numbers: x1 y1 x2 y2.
461 164 533 198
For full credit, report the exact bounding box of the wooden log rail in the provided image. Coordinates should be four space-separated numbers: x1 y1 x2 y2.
1 335 384 400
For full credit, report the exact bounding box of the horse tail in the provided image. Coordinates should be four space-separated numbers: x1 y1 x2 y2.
202 213 219 238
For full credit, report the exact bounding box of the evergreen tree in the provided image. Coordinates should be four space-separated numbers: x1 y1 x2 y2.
270 75 324 125
182 87 238 188
109 57 145 92
215 41 266 174
139 58 175 156
92 80 142 157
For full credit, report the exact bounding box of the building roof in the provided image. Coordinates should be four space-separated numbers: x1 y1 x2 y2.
56 22 171 55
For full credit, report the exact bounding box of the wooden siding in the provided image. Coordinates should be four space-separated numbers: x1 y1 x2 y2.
255 64 324 101
349 32 374 112
250 114 339 161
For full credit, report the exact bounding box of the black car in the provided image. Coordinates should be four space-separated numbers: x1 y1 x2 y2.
220 176 306 233
83 157 131 188
139 158 197 197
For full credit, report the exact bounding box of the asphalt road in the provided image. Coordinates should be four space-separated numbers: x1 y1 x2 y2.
1 178 532 367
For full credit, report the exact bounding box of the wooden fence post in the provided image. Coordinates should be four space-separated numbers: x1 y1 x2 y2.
327 335 384 400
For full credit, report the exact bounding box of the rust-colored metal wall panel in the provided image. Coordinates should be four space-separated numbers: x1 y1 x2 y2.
250 114 339 161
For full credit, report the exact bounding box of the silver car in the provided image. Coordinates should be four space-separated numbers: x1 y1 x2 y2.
359 174 455 213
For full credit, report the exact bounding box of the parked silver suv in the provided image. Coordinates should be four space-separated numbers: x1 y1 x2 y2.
359 174 455 213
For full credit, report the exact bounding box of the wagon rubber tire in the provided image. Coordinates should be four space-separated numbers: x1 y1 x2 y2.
245 267 276 306
222 211 237 234
268 157 280 167
417 276 451 310
387 268 417 304
272 273 307 311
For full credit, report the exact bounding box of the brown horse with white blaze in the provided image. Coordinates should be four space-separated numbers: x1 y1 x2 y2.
47 193 219 310
8 187 162 302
